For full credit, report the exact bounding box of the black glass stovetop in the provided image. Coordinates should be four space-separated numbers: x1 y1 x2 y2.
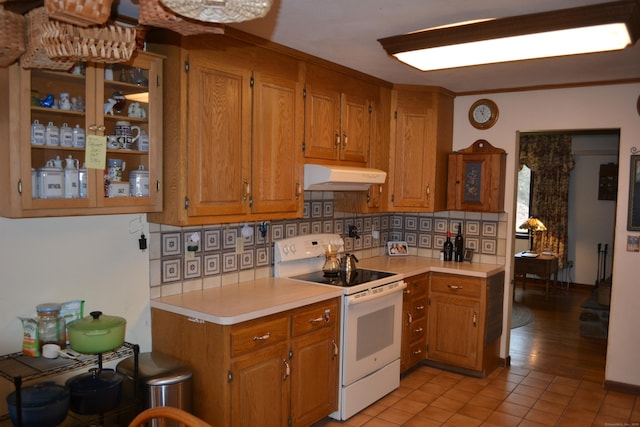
290 269 396 287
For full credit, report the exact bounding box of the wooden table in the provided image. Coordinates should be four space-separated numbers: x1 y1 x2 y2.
514 253 559 300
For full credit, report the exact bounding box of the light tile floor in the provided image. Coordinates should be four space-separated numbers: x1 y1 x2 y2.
315 365 639 427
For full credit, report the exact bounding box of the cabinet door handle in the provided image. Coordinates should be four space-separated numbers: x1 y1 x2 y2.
309 316 324 324
242 178 250 201
414 326 424 333
447 285 464 290
407 312 413 325
425 183 430 198
415 305 425 310
332 340 339 360
473 312 477 327
335 132 340 148
283 359 290 381
342 132 348 149
253 332 271 341
412 349 423 355
295 182 301 200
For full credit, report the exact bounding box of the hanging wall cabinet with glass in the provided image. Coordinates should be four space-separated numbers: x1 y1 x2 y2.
0 51 163 218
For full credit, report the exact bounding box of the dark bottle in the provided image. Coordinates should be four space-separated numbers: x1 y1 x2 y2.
443 231 453 261
454 223 464 262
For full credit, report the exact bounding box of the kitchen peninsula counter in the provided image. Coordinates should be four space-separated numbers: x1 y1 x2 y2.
151 256 504 326
151 277 343 325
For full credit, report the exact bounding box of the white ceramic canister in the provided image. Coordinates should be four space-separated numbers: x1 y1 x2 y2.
37 160 64 199
45 122 59 146
59 123 74 147
129 165 149 197
136 130 149 152
72 125 85 148
31 120 45 146
78 163 88 198
64 156 80 198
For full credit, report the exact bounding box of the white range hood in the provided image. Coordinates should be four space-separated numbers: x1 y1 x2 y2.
304 164 387 191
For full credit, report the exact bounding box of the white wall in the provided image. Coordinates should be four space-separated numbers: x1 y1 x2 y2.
569 135 618 286
453 83 640 387
0 214 152 355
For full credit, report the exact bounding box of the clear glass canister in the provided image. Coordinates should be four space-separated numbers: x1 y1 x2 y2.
36 303 66 351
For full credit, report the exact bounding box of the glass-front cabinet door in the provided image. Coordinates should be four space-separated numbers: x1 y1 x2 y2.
15 51 163 217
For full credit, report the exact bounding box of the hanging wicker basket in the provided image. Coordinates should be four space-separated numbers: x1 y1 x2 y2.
44 0 113 27
0 5 25 67
41 21 137 63
160 0 271 24
139 0 225 36
21 7 75 70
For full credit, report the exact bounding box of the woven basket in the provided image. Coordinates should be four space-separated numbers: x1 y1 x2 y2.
41 21 136 63
45 0 112 27
160 0 271 24
0 6 25 67
139 0 225 36
21 7 75 70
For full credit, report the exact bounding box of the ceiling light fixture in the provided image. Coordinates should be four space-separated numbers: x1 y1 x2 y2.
160 0 272 23
378 0 640 71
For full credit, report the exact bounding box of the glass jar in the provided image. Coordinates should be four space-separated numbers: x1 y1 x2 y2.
36 303 66 351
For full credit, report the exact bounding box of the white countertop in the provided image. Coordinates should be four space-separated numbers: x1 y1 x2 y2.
151 256 504 325
151 277 343 325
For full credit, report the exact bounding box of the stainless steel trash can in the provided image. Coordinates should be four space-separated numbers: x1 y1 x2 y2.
117 352 193 426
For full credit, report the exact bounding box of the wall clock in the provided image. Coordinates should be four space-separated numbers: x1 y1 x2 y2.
469 98 499 129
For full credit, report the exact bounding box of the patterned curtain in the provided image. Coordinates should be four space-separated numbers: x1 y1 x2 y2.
519 134 575 268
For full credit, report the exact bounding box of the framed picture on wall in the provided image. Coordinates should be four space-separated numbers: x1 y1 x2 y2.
628 155 640 231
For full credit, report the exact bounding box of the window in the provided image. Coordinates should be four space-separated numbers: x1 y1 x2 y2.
516 165 532 236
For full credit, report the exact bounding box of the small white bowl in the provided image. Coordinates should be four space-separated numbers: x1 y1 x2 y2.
42 343 61 359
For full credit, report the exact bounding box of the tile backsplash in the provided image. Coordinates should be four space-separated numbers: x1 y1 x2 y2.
149 192 507 297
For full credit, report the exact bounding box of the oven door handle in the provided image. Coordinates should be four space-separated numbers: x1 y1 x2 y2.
346 281 406 305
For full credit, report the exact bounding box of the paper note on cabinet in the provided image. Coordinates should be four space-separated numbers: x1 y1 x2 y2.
85 135 107 169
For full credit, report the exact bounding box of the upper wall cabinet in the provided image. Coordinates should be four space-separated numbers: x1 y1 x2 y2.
447 140 506 213
0 51 164 218
147 33 303 226
303 64 378 166
388 86 454 212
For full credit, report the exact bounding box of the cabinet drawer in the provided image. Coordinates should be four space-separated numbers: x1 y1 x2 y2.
292 299 339 337
411 296 427 321
231 316 289 358
409 317 426 342
431 274 481 298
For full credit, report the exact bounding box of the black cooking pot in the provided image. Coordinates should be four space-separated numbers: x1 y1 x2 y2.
6 381 69 427
66 368 123 415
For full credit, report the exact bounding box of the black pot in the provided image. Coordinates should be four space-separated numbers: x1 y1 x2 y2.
6 381 69 427
66 368 123 415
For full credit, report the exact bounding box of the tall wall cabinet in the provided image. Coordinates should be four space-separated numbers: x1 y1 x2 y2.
147 32 303 226
0 52 164 218
388 86 454 212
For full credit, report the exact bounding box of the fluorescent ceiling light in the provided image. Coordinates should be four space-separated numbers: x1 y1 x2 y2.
378 0 640 71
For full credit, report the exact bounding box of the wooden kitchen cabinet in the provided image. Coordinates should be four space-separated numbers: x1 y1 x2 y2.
151 297 340 427
303 63 378 166
388 86 454 212
147 32 303 226
447 139 507 212
427 272 504 377
0 51 163 218
400 273 428 373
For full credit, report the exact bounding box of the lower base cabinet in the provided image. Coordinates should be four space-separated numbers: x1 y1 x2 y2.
400 273 428 373
151 297 340 427
427 272 505 377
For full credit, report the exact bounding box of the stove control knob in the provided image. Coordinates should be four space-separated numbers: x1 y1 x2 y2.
290 244 297 254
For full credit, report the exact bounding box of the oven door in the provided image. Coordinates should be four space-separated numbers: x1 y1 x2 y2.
342 281 406 386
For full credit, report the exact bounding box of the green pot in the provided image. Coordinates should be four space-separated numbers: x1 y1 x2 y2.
67 311 126 354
